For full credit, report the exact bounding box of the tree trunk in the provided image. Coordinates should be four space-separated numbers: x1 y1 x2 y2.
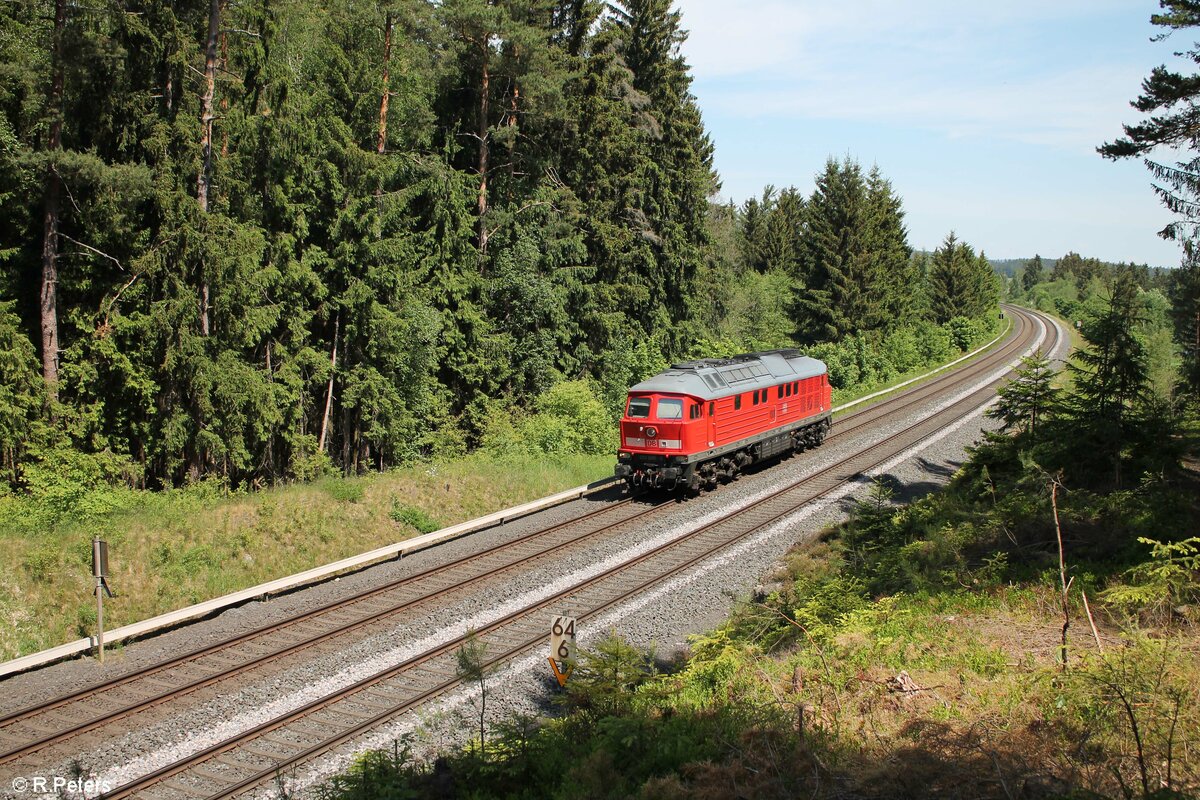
197 0 220 337
219 30 229 157
318 314 339 453
377 12 393 155
40 0 67 400
477 45 490 259
506 76 518 201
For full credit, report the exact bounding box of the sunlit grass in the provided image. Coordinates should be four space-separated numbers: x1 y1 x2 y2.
0 453 611 662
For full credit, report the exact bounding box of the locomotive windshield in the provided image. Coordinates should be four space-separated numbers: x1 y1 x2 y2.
656 398 683 419
628 397 651 418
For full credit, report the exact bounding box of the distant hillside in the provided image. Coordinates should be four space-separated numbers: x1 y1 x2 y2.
987 256 1161 277
989 258 1029 277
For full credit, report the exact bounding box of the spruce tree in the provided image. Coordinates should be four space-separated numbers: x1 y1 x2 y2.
864 166 915 324
988 351 1058 441
1063 274 1151 488
794 158 865 342
1022 254 1045 291
927 232 974 324
1169 254 1200 404
793 159 910 342
1100 0 1200 242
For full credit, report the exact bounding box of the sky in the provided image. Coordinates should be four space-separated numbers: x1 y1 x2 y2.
674 0 1188 267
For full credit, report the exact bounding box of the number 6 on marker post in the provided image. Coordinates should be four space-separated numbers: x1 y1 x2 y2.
548 615 576 686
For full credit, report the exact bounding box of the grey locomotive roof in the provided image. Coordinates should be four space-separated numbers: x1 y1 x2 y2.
630 348 826 400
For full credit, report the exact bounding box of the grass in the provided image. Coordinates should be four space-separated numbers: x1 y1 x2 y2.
0 453 611 662
311 578 1200 800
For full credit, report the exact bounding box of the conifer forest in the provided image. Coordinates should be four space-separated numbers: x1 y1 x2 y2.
3 0 1032 496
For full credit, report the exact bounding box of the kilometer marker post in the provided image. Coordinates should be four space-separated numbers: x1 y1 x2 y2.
548 615 576 687
92 537 114 664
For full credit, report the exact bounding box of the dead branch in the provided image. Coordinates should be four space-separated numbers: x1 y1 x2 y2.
1051 476 1070 671
101 272 140 327
1081 589 1104 654
57 232 123 271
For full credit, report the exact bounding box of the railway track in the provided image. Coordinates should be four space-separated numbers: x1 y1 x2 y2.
0 305 1060 799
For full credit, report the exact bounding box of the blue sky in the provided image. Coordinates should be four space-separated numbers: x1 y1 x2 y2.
675 0 1186 267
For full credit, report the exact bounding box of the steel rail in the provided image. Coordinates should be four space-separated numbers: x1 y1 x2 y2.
93 305 1057 800
0 306 1050 777
0 498 668 764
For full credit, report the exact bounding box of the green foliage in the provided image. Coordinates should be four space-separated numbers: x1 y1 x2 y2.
320 478 365 504
565 631 657 717
809 317 986 394
988 350 1059 440
1059 274 1158 489
793 159 915 343
927 233 999 324
389 502 440 534
482 380 616 458
1103 537 1200 618
0 301 46 484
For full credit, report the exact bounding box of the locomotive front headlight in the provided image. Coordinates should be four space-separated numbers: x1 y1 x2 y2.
645 426 658 438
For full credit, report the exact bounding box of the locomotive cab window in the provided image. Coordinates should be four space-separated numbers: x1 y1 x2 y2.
689 404 701 420
777 385 784 399
657 398 683 419
734 395 742 410
709 401 715 416
628 397 651 418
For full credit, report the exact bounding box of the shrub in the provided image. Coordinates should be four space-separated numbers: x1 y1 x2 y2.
946 316 986 351
288 435 334 482
22 546 59 583
389 502 440 534
481 380 617 458
1102 537 1200 619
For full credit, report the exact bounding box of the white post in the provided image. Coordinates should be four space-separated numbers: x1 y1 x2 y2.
95 573 104 664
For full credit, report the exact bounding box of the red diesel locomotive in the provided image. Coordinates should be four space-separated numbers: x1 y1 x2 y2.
614 349 832 492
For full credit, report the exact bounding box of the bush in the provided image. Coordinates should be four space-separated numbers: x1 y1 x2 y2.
390 502 440 534
945 316 989 351
482 380 617 458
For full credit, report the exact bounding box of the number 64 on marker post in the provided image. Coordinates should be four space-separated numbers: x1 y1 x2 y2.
548 615 576 687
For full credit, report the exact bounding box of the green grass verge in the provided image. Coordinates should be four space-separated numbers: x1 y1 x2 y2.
0 453 611 662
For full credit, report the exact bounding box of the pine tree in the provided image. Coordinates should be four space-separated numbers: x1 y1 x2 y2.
1063 274 1151 488
1023 254 1045 291
761 186 805 275
610 0 716 351
738 188 772 272
1169 253 1200 403
794 158 865 341
864 166 915 323
1099 0 1200 242
927 232 976 324
988 350 1058 441
793 159 910 342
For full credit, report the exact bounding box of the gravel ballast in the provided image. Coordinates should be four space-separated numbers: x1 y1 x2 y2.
0 312 1068 800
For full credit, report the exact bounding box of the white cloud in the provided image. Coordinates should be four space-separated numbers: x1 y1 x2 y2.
676 0 1155 152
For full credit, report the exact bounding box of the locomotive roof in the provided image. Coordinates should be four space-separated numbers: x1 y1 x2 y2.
630 348 826 400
